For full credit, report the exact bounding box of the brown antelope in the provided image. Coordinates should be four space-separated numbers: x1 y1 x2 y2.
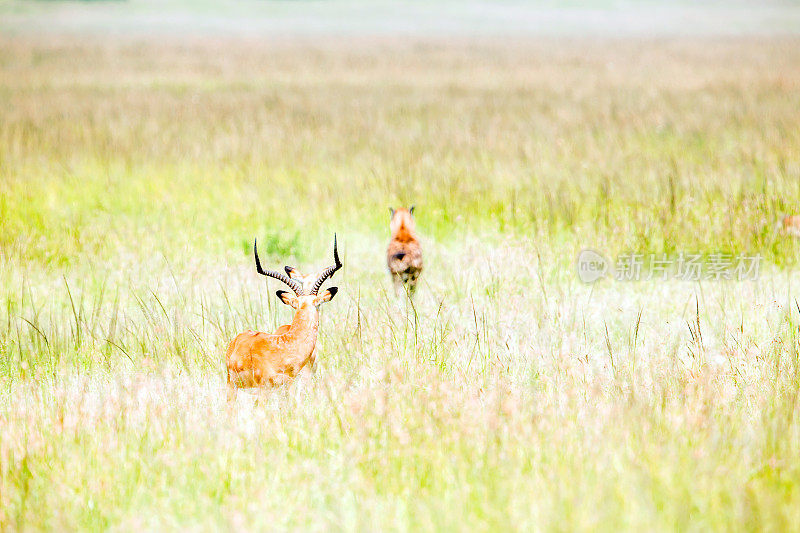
225 236 342 398
387 206 423 297
778 215 800 237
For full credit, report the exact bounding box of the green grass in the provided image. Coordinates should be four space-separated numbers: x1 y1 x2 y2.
2 37 800 530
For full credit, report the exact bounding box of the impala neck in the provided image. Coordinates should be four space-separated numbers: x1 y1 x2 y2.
286 302 320 343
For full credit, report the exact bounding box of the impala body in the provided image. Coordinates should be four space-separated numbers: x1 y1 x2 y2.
387 206 423 297
226 236 341 395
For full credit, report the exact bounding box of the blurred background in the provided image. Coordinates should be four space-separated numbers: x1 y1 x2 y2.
4 0 800 37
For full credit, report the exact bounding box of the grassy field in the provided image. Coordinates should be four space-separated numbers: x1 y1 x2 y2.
2 35 800 530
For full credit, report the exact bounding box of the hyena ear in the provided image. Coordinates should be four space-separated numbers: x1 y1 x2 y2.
275 290 298 309
389 207 395 218
314 287 338 306
409 205 415 215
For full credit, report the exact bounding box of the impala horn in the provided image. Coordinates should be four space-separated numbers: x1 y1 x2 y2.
254 239 304 295
310 234 343 295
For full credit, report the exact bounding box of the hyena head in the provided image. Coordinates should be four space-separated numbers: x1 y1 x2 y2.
389 206 416 235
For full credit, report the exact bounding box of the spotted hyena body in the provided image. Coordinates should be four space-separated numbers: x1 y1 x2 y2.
778 215 800 237
387 207 423 297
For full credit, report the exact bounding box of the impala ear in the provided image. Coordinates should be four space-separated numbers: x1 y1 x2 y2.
284 266 301 279
389 207 395 218
314 287 338 306
276 290 298 309
409 205 415 215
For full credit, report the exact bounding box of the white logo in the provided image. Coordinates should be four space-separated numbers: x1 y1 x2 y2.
577 249 608 283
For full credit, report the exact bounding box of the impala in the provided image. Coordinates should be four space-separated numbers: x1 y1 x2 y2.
387 206 423 297
226 235 342 397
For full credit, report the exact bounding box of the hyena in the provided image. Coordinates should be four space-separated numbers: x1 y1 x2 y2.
387 206 423 297
778 215 800 237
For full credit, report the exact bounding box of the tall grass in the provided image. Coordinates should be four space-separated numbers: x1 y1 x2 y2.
2 37 800 530
2 39 800 265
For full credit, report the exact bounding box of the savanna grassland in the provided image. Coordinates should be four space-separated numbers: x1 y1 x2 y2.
2 34 800 530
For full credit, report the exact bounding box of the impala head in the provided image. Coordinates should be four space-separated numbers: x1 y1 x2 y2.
254 234 342 309
283 266 325 295
389 205 415 233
